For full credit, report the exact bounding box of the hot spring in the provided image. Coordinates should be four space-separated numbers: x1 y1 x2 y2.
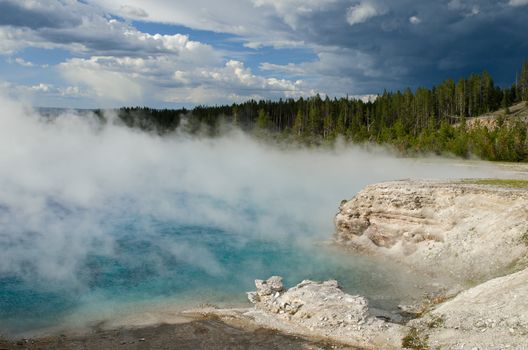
0 96 515 336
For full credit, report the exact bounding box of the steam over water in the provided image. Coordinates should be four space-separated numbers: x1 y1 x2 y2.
0 95 513 336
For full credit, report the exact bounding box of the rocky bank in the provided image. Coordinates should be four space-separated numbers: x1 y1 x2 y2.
334 180 528 349
406 266 528 349
335 180 528 283
189 276 404 349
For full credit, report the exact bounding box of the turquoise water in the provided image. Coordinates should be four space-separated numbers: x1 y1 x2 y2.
0 196 423 336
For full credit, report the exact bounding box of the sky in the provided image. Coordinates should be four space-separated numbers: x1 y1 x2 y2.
0 0 527 108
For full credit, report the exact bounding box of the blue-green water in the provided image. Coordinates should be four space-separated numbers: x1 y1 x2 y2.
0 201 422 336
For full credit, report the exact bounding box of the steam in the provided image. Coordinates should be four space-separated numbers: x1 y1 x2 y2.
0 93 513 289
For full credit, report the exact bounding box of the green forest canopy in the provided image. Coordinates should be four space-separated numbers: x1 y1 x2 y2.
113 60 528 162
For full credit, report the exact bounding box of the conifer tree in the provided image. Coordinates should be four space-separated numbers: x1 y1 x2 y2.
292 110 303 137
520 60 528 101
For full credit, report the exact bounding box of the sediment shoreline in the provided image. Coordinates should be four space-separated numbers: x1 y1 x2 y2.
0 315 355 350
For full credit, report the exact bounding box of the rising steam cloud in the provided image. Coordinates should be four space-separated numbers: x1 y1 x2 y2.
0 92 512 290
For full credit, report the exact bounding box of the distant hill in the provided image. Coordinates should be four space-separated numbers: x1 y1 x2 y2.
466 102 528 129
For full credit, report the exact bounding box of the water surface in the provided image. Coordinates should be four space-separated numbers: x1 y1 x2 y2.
0 205 425 336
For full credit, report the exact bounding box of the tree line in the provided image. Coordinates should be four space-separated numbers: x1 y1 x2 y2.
113 60 528 162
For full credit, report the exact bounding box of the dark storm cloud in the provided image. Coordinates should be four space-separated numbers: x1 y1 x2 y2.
0 0 82 29
280 0 528 90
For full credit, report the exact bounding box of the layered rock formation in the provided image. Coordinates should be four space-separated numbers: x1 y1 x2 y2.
335 180 528 282
332 180 528 348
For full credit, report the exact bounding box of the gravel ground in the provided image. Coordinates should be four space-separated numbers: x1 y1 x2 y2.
0 316 358 350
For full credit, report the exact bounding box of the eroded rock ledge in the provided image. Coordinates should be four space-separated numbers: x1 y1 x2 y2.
407 267 528 349
335 180 528 283
192 276 405 349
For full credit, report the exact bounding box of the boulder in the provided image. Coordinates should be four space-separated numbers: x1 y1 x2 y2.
254 276 283 297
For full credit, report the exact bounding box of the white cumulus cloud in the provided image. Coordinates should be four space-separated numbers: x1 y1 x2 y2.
346 2 383 26
409 16 421 24
59 57 144 103
119 4 148 18
509 0 528 6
